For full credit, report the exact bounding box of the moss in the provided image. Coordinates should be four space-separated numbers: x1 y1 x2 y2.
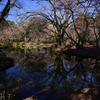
36 46 40 50
19 41 25 46
13 42 17 48
29 46 32 50
19 46 25 49
23 97 36 100
29 42 32 45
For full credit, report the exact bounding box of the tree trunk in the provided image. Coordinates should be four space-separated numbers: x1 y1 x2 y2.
24 36 27 44
24 32 27 58
56 35 62 47
24 31 27 47
96 39 99 47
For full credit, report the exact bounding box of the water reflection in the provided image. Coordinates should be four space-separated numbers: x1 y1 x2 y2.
0 48 100 99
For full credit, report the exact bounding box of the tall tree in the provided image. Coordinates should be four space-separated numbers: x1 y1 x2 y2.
66 0 98 49
0 0 17 23
17 17 48 42
92 13 100 47
27 0 78 46
27 0 95 48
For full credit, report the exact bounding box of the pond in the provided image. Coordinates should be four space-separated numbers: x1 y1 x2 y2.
0 47 100 100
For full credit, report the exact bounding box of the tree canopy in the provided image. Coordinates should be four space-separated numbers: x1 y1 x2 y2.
1 0 100 48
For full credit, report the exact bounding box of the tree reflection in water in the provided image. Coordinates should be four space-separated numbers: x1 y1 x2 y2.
0 48 100 99
20 50 100 100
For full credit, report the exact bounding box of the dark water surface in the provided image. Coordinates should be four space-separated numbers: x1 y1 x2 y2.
0 48 100 100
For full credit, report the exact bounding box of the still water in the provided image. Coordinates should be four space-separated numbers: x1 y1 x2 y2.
0 48 100 100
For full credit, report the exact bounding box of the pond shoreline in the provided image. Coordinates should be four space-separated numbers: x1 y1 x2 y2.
53 45 100 59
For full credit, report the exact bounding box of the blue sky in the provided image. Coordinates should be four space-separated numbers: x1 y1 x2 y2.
0 0 38 23
0 0 96 24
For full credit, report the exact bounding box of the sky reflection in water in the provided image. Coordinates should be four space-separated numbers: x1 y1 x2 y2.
1 48 100 99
